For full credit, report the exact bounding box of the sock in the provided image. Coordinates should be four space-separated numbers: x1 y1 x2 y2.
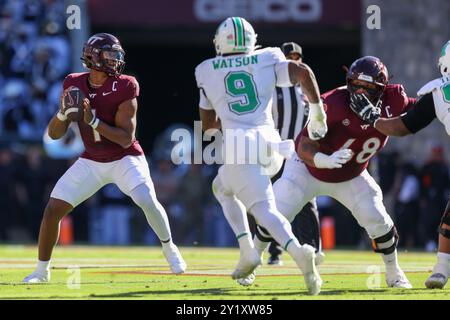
161 239 174 250
249 200 296 251
130 183 172 241
285 238 302 257
237 232 254 252
382 250 400 271
36 260 50 273
218 196 250 238
433 252 450 276
212 176 250 239
254 236 269 256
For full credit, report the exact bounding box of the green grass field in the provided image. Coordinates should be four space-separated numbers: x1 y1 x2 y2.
0 245 448 300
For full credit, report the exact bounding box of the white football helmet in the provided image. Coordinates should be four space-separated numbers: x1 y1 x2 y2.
213 17 257 56
438 40 450 76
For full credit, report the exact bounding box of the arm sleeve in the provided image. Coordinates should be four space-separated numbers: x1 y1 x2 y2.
400 93 436 133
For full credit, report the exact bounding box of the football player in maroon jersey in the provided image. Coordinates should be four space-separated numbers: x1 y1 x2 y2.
349 42 450 289
244 56 414 288
23 33 186 283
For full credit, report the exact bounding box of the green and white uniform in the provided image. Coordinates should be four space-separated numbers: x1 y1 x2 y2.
195 47 293 209
417 76 450 135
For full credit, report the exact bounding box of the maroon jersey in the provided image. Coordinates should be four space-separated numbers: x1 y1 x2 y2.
63 72 144 162
297 84 416 183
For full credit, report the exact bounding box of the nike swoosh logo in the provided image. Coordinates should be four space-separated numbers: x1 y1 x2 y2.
102 92 112 96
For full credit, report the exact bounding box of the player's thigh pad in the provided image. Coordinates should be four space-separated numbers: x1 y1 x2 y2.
50 158 103 207
331 170 393 239
114 155 151 195
220 164 274 210
274 157 317 223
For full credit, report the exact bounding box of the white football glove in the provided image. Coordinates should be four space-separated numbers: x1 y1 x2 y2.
307 102 328 140
313 149 354 169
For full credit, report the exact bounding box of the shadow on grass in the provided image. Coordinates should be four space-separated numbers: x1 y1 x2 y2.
0 284 446 300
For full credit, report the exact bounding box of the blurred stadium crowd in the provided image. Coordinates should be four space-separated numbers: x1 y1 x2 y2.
0 0 70 141
0 0 449 251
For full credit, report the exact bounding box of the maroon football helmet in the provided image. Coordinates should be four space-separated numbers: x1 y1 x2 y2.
346 56 389 104
81 33 125 77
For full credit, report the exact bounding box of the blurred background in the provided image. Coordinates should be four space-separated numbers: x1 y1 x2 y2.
0 0 448 252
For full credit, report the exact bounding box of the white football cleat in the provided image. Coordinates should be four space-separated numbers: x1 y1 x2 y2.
425 273 448 289
23 270 50 284
162 244 187 274
237 271 256 287
386 268 412 288
292 244 322 295
231 249 262 280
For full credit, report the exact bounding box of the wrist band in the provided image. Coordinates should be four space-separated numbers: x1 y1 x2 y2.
56 111 67 121
89 117 100 129
88 116 96 126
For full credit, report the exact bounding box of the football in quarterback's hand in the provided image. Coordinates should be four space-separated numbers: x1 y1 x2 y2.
62 87 85 122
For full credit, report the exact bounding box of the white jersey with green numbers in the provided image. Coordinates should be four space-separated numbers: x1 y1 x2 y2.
195 47 294 169
195 47 292 131
417 76 450 135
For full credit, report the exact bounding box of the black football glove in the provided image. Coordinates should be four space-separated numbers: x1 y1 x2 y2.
349 93 381 126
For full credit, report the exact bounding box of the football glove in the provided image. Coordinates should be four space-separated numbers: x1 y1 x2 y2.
313 149 353 169
307 101 328 140
349 93 382 126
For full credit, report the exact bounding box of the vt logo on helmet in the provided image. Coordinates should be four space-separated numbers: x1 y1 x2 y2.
81 33 126 77
213 17 257 56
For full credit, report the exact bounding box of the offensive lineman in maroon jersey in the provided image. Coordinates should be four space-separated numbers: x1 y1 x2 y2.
23 33 186 283
349 42 450 289
245 56 414 288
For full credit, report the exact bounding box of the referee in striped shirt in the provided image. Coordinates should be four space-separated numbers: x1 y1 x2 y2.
258 42 324 266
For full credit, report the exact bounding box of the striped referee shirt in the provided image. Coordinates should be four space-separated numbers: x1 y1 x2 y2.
272 85 310 140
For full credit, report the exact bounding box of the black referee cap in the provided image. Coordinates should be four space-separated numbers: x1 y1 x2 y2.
281 42 303 58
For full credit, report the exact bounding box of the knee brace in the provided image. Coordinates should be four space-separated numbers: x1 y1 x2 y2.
371 226 399 254
438 199 450 239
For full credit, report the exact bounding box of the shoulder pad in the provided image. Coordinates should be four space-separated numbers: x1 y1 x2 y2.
254 47 285 61
417 77 450 96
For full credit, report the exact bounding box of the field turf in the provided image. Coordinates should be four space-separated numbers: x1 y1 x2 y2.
0 245 448 300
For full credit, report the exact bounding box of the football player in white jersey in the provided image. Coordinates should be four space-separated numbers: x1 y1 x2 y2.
348 40 450 289
195 17 327 295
